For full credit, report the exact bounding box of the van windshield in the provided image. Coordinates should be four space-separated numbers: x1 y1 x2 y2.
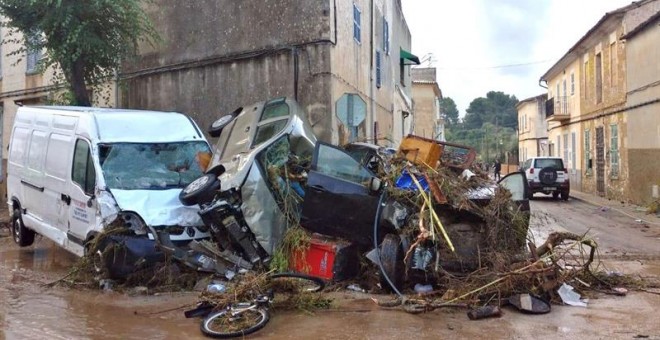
99 142 211 190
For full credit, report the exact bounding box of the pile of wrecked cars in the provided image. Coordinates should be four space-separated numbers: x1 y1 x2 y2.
146 97 532 293
7 97 530 293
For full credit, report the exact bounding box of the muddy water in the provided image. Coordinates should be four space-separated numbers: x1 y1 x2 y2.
0 236 202 340
2 228 660 339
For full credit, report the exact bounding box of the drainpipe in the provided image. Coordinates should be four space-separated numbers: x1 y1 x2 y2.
539 79 548 89
369 0 375 143
293 47 299 101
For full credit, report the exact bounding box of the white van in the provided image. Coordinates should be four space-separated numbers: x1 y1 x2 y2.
6 106 211 266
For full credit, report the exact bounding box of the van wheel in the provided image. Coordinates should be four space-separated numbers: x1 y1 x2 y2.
12 208 35 247
561 191 570 201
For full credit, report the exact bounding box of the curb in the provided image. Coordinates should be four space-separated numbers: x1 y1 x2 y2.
570 193 660 227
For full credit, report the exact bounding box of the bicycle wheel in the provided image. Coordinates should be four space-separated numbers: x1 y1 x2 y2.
269 272 326 293
200 307 270 338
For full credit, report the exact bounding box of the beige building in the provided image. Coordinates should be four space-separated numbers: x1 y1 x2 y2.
540 0 660 202
541 55 584 191
621 11 660 203
411 68 444 141
516 94 548 162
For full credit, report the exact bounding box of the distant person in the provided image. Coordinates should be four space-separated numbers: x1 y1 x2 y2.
494 160 502 181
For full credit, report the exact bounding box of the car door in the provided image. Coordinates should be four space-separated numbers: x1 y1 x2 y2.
66 138 98 246
498 170 531 213
301 142 381 245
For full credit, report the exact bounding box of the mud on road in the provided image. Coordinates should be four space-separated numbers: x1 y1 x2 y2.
1 200 660 339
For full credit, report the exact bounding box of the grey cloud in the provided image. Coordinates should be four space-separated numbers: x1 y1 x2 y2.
480 0 551 77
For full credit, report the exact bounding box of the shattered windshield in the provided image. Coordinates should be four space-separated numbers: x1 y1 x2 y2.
100 142 211 190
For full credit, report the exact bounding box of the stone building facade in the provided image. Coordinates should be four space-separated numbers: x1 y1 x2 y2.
622 11 660 203
122 0 418 147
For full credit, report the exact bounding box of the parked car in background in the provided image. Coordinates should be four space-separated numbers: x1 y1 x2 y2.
520 157 570 200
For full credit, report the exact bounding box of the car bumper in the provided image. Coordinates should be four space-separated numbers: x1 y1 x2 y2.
528 181 570 192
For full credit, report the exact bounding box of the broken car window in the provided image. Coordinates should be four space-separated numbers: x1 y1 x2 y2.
253 120 288 147
316 144 372 184
260 101 290 121
257 136 307 204
100 142 211 190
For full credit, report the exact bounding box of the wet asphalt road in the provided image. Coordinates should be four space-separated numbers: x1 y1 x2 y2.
1 198 660 339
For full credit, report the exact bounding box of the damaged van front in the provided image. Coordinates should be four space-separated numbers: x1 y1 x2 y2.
6 106 211 279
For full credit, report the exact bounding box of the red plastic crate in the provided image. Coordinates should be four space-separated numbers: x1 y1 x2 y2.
291 234 358 281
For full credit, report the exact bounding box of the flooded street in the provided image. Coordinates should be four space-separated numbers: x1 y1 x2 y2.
0 235 203 340
2 200 660 339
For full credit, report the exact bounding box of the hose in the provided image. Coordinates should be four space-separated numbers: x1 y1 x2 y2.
373 191 404 298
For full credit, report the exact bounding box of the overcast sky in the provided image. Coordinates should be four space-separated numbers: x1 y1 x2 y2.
402 0 634 116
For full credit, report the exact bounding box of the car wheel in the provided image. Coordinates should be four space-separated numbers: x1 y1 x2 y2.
12 208 35 247
538 167 558 186
561 191 569 201
208 107 241 137
179 174 221 206
552 192 560 199
379 234 405 292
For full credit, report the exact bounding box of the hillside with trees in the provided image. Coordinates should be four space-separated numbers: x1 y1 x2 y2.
444 91 519 164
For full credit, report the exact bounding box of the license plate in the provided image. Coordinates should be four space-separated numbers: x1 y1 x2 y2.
543 187 556 191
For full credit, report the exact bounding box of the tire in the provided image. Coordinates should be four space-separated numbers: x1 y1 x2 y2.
538 167 558 185
552 192 560 199
269 272 326 293
201 307 270 338
12 208 35 247
179 174 220 206
379 234 404 292
561 191 569 201
208 108 241 138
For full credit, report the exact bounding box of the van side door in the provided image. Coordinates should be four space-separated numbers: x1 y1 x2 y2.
65 139 98 246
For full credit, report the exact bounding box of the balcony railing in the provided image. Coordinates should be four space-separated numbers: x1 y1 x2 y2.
546 96 572 122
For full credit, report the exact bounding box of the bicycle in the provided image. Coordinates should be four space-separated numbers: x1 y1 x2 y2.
187 272 325 338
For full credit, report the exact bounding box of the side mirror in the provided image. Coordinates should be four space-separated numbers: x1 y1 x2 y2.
370 177 382 193
87 194 96 208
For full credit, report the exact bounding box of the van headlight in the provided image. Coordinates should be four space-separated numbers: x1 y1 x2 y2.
119 212 148 235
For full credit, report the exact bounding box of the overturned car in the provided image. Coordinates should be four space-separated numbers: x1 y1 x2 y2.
176 97 531 290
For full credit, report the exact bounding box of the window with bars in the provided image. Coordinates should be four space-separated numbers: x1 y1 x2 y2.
353 3 361 44
610 124 619 176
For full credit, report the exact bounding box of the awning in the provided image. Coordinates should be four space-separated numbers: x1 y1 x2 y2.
400 48 420 65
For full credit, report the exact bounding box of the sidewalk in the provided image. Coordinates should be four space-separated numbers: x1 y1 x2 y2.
569 190 660 227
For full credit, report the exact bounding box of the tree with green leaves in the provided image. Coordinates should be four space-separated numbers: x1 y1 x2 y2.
463 91 518 130
438 97 459 126
446 91 519 163
0 0 159 106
